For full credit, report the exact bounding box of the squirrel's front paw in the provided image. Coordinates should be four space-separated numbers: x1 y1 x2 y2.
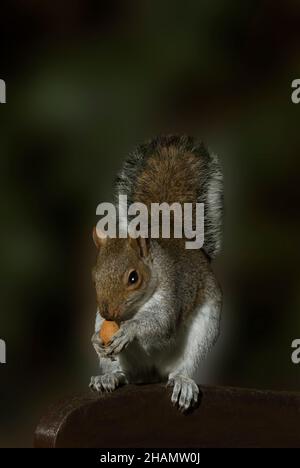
89 373 126 392
91 332 108 359
167 374 199 412
105 320 136 356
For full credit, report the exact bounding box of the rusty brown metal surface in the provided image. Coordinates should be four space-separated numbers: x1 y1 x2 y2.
34 384 300 448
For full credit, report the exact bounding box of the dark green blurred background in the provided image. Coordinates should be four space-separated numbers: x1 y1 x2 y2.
1 0 300 447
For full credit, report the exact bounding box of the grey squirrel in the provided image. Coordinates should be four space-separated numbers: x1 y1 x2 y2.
90 135 223 411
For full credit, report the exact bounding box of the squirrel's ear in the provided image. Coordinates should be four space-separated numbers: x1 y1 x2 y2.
129 236 150 258
92 226 107 249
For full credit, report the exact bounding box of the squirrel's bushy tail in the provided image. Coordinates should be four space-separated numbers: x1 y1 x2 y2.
115 135 223 258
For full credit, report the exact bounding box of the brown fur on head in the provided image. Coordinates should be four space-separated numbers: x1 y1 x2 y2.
92 228 152 322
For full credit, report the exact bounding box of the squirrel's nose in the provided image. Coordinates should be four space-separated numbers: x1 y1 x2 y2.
109 307 121 319
99 302 110 320
98 302 121 320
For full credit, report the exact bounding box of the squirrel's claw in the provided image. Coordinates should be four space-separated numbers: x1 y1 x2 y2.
105 321 136 356
89 373 121 393
91 332 107 359
105 330 129 356
167 374 199 412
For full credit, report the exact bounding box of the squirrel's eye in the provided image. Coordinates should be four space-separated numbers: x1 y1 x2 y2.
128 270 139 285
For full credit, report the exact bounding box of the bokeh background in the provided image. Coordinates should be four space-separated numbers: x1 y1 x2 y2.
1 0 300 447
